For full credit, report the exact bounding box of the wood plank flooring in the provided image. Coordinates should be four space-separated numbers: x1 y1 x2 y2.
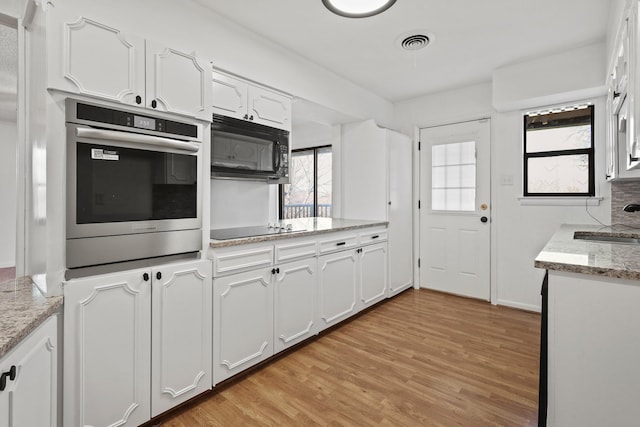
159 289 541 426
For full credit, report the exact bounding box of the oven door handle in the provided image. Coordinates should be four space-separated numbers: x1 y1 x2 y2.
76 127 200 152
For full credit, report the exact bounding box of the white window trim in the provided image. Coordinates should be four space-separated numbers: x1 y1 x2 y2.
517 196 603 206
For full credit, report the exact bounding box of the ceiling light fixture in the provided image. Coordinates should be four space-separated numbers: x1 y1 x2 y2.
322 0 397 18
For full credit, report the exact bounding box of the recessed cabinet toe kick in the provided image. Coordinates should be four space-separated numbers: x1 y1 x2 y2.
209 223 390 385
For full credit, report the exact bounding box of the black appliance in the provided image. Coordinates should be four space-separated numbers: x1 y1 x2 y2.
211 114 289 183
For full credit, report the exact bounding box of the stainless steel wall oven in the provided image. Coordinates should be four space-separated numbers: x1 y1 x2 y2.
65 98 203 270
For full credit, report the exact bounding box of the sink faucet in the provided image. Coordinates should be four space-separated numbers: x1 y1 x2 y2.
623 203 640 212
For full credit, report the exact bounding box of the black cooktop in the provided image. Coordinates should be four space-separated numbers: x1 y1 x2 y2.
210 225 305 240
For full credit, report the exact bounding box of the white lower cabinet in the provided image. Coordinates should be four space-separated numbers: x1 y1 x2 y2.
151 260 212 416
358 242 388 309
64 259 212 426
274 257 317 353
317 250 359 330
0 315 58 427
213 267 274 384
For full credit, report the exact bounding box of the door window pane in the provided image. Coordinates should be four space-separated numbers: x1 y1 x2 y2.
431 141 476 211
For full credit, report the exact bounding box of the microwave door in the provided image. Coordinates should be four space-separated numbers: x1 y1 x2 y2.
212 131 276 174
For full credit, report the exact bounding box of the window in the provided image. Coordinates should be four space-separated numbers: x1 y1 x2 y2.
432 141 476 211
523 104 594 197
280 146 332 219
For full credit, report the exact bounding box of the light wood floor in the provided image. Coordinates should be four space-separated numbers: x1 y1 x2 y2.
159 289 541 426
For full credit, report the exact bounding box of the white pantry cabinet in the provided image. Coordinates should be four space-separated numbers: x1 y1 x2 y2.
0 315 58 427
64 259 212 426
341 120 413 296
47 11 211 120
211 71 292 131
151 260 212 417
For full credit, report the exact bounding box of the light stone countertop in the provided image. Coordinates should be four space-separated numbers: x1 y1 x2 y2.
0 277 63 360
535 224 640 281
210 217 388 248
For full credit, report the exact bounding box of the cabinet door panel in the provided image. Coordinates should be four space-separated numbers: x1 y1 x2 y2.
274 258 317 353
64 270 151 427
213 269 274 384
146 42 212 120
211 72 247 120
0 316 57 427
317 251 358 330
152 260 212 416
52 16 145 105
248 86 291 130
359 242 388 308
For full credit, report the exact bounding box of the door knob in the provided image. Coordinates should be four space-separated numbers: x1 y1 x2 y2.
480 216 488 223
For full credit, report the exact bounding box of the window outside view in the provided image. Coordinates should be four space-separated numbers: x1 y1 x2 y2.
526 126 591 193
281 147 332 219
524 105 594 196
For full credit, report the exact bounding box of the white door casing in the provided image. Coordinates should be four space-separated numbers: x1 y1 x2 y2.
419 119 491 300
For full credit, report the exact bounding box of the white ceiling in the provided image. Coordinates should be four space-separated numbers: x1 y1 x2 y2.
196 0 612 103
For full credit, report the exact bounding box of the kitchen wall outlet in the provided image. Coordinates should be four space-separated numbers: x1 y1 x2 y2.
500 174 514 186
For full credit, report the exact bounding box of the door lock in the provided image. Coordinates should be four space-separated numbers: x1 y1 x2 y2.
480 216 488 223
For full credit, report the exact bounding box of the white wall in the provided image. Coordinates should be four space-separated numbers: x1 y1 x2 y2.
395 44 611 311
0 120 17 268
209 180 275 229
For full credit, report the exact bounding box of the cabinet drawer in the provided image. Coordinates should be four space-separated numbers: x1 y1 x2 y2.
212 245 274 277
318 232 359 254
275 239 318 263
359 227 388 245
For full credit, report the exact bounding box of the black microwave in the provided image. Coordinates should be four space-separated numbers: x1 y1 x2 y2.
211 114 290 184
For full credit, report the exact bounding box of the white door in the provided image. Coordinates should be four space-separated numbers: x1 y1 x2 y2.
419 119 491 300
151 260 212 416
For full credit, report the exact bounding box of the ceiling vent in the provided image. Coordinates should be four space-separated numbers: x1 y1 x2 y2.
395 31 433 51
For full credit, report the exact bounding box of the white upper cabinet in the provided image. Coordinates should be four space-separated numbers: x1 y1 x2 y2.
211 71 292 131
48 13 212 120
145 41 211 120
607 2 640 180
53 17 145 106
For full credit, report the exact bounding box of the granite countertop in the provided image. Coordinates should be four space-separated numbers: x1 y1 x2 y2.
0 277 64 360
535 224 640 281
210 217 388 248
